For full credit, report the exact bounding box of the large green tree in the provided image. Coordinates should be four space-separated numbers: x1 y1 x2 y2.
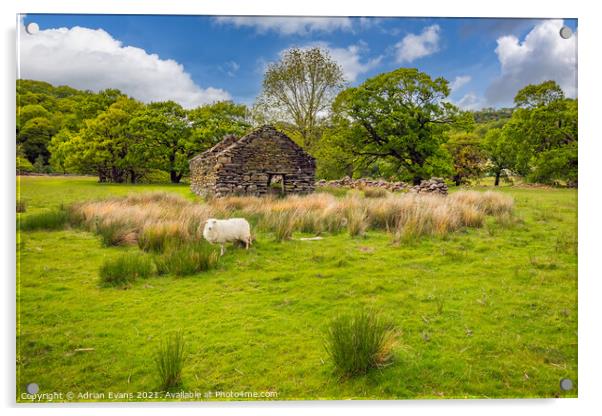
188 101 250 152
129 101 191 183
328 68 467 184
482 128 517 186
446 132 486 186
63 97 144 183
254 47 344 149
504 81 577 184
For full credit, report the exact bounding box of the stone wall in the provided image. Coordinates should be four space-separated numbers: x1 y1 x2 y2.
409 178 448 195
315 177 409 192
190 126 315 197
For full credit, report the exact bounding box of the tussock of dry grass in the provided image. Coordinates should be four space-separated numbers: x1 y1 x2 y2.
69 192 212 247
69 190 514 245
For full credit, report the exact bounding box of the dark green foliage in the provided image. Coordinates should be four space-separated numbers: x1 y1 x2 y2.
325 309 395 376
327 68 468 185
19 209 68 231
155 331 186 391
99 253 154 286
155 241 219 276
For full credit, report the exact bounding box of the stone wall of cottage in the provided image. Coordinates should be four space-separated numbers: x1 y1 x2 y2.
190 126 315 197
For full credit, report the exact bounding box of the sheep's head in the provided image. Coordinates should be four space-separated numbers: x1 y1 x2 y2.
203 219 218 241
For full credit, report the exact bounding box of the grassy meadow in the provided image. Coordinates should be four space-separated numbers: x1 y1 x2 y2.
16 176 577 401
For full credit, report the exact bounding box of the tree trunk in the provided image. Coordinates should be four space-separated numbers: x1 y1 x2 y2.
494 171 501 186
170 170 180 184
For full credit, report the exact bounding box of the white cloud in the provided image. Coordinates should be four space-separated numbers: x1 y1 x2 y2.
450 75 471 92
394 24 441 63
312 42 382 82
486 19 577 105
213 16 352 36
455 92 483 110
18 22 230 108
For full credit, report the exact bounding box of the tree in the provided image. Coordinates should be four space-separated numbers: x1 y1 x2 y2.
18 116 55 163
63 97 144 183
48 129 73 174
129 101 192 183
503 81 577 184
254 47 344 149
329 68 467 184
482 128 516 186
188 101 250 152
446 132 486 186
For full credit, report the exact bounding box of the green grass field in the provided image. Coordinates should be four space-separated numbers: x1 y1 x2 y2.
16 176 577 401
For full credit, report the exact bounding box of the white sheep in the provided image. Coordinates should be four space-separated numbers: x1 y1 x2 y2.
202 218 252 256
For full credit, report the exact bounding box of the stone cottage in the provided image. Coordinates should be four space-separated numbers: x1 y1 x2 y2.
189 125 316 197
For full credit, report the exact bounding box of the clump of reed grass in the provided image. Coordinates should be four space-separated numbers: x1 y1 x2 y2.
69 192 212 247
155 330 186 391
138 223 187 253
68 189 514 249
99 252 154 286
325 309 396 377
155 241 219 276
19 208 68 231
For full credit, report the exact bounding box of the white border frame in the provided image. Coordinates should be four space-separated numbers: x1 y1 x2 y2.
2 1 600 415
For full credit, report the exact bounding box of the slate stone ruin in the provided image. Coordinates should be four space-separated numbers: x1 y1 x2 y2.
189 125 316 197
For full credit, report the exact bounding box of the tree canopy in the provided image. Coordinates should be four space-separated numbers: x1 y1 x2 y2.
254 47 345 149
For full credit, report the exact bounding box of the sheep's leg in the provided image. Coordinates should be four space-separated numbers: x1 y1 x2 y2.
220 244 225 256
245 237 250 250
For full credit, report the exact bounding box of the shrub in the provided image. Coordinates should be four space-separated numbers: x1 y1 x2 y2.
325 309 396 377
155 241 219 276
16 200 27 213
363 187 388 198
99 253 154 286
19 209 68 231
155 330 186 391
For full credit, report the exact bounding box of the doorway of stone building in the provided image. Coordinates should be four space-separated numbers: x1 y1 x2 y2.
267 173 285 196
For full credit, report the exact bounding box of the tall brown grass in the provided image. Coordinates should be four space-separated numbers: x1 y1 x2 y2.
69 192 212 248
68 190 514 245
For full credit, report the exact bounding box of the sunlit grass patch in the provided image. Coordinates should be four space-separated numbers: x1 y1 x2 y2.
19 208 68 231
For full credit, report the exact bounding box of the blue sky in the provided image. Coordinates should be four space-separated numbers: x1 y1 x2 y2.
19 14 578 109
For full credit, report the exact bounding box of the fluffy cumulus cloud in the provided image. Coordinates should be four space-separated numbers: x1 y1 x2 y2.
486 19 577 105
449 75 471 92
213 16 352 36
394 24 441 63
18 22 230 108
292 41 382 83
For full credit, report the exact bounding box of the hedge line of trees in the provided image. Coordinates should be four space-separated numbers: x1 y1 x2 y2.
16 80 249 183
16 48 577 186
